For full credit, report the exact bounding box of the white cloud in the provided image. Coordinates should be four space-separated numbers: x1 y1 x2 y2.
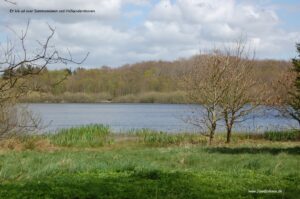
0 0 299 68
150 0 182 22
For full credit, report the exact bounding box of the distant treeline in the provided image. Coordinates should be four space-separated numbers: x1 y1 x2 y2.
20 55 291 103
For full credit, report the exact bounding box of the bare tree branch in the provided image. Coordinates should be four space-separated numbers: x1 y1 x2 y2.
4 0 16 5
0 20 89 138
182 40 268 144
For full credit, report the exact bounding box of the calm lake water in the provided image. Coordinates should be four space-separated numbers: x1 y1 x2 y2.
28 103 297 133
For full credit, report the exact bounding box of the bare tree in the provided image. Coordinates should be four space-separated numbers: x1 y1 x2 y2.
183 52 230 144
218 42 267 143
0 20 88 138
183 41 268 144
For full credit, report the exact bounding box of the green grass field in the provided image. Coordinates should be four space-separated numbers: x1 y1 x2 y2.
0 125 299 199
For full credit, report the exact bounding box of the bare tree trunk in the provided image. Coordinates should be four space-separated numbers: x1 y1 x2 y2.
209 121 216 145
226 126 232 143
209 132 214 145
225 118 234 143
224 112 232 143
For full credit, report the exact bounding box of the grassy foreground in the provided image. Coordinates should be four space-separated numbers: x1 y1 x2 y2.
0 125 299 199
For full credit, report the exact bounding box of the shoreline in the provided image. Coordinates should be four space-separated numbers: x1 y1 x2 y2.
20 91 188 104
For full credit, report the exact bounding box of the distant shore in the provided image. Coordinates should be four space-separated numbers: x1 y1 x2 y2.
20 91 188 104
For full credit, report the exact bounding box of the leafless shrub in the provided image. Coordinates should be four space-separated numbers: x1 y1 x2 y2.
0 103 42 139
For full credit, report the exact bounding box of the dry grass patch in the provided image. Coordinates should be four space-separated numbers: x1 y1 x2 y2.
0 137 59 152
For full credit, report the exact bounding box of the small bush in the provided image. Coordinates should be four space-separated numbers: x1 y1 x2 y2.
48 124 111 147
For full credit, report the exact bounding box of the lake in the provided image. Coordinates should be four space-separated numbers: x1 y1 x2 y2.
28 103 297 133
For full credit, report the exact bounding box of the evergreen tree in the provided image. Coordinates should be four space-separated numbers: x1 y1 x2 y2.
289 43 300 124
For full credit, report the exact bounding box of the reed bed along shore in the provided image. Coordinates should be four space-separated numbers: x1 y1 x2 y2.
2 125 299 150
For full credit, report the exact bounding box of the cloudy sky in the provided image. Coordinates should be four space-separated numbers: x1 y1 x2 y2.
0 0 300 68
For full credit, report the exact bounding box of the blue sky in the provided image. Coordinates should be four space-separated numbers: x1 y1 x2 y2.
0 0 300 68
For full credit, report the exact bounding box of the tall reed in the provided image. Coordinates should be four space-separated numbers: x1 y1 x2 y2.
48 124 111 147
264 130 300 141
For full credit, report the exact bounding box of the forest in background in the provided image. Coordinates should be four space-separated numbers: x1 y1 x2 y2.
19 55 291 103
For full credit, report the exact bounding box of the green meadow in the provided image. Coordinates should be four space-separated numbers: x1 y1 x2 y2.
0 125 299 199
